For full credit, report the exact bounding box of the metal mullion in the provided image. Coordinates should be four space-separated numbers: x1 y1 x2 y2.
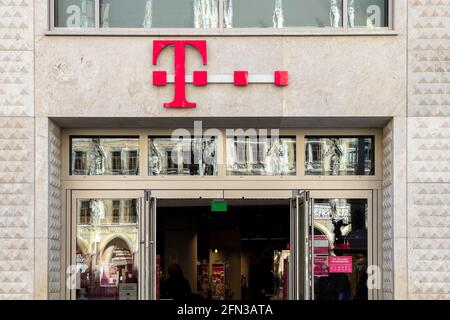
139 196 146 300
151 197 157 300
388 0 394 30
95 0 100 29
368 190 374 300
50 0 55 31
342 0 349 30
308 194 314 300
219 0 224 32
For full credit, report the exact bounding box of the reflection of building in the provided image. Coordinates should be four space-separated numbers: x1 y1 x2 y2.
72 138 139 175
305 137 374 176
76 199 139 299
313 199 368 253
227 137 296 176
150 137 217 176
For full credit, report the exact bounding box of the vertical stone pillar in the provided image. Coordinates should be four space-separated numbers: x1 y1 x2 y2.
0 0 35 299
408 0 450 299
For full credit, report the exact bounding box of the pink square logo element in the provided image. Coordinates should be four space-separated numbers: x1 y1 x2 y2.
234 71 248 86
153 71 167 86
193 71 208 86
274 71 289 86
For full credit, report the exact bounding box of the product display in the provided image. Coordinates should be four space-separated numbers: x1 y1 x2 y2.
211 264 225 300
197 261 209 298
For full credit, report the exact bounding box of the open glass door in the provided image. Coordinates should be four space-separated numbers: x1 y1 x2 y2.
309 190 373 300
70 190 146 300
291 190 312 300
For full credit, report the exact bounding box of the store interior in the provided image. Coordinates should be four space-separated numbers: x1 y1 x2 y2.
156 199 291 301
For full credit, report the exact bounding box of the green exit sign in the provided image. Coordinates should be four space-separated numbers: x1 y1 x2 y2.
211 200 228 212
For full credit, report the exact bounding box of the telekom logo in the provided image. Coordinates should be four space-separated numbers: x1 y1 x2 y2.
152 40 288 108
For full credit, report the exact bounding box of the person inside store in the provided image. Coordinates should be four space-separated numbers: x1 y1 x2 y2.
354 254 368 300
161 263 192 301
248 259 274 300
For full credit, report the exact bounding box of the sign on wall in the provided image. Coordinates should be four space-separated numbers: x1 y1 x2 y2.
152 40 289 108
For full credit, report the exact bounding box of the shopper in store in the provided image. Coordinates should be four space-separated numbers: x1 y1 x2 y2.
354 254 368 300
162 263 192 301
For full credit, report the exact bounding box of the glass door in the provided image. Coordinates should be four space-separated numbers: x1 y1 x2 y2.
309 190 373 301
70 190 146 300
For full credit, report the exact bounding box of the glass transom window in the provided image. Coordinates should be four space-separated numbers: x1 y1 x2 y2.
149 136 218 176
70 137 140 176
227 0 343 28
53 0 389 30
227 136 296 176
304 136 375 176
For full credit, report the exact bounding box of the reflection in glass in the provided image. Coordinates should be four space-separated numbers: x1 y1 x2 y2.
76 198 139 300
99 0 218 28
71 137 139 176
226 0 343 28
312 198 368 300
55 0 95 28
305 136 374 176
227 136 296 176
348 0 388 28
149 136 217 176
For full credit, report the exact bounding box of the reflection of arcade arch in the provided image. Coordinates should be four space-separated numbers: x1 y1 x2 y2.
314 222 334 244
77 237 89 255
102 237 131 264
99 233 136 254
314 222 352 245
341 224 352 237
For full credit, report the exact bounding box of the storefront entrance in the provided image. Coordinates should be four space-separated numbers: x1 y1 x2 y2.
69 189 376 300
156 198 290 301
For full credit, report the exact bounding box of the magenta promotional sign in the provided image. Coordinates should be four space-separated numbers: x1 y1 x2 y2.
328 256 353 273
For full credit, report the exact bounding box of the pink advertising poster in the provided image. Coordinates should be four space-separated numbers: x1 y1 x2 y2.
314 256 329 277
328 256 353 273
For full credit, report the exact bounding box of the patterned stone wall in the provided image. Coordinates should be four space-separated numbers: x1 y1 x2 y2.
0 0 34 299
382 121 394 299
48 121 61 299
408 0 450 299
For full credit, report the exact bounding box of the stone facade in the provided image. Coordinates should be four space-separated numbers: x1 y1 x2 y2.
0 0 34 300
382 121 394 299
48 121 61 299
0 0 449 300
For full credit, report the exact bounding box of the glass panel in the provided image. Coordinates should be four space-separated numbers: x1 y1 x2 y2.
55 0 96 28
100 0 219 28
348 0 388 28
312 198 368 300
305 136 375 176
149 136 217 176
227 136 296 176
70 137 139 176
225 0 343 28
76 198 139 300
